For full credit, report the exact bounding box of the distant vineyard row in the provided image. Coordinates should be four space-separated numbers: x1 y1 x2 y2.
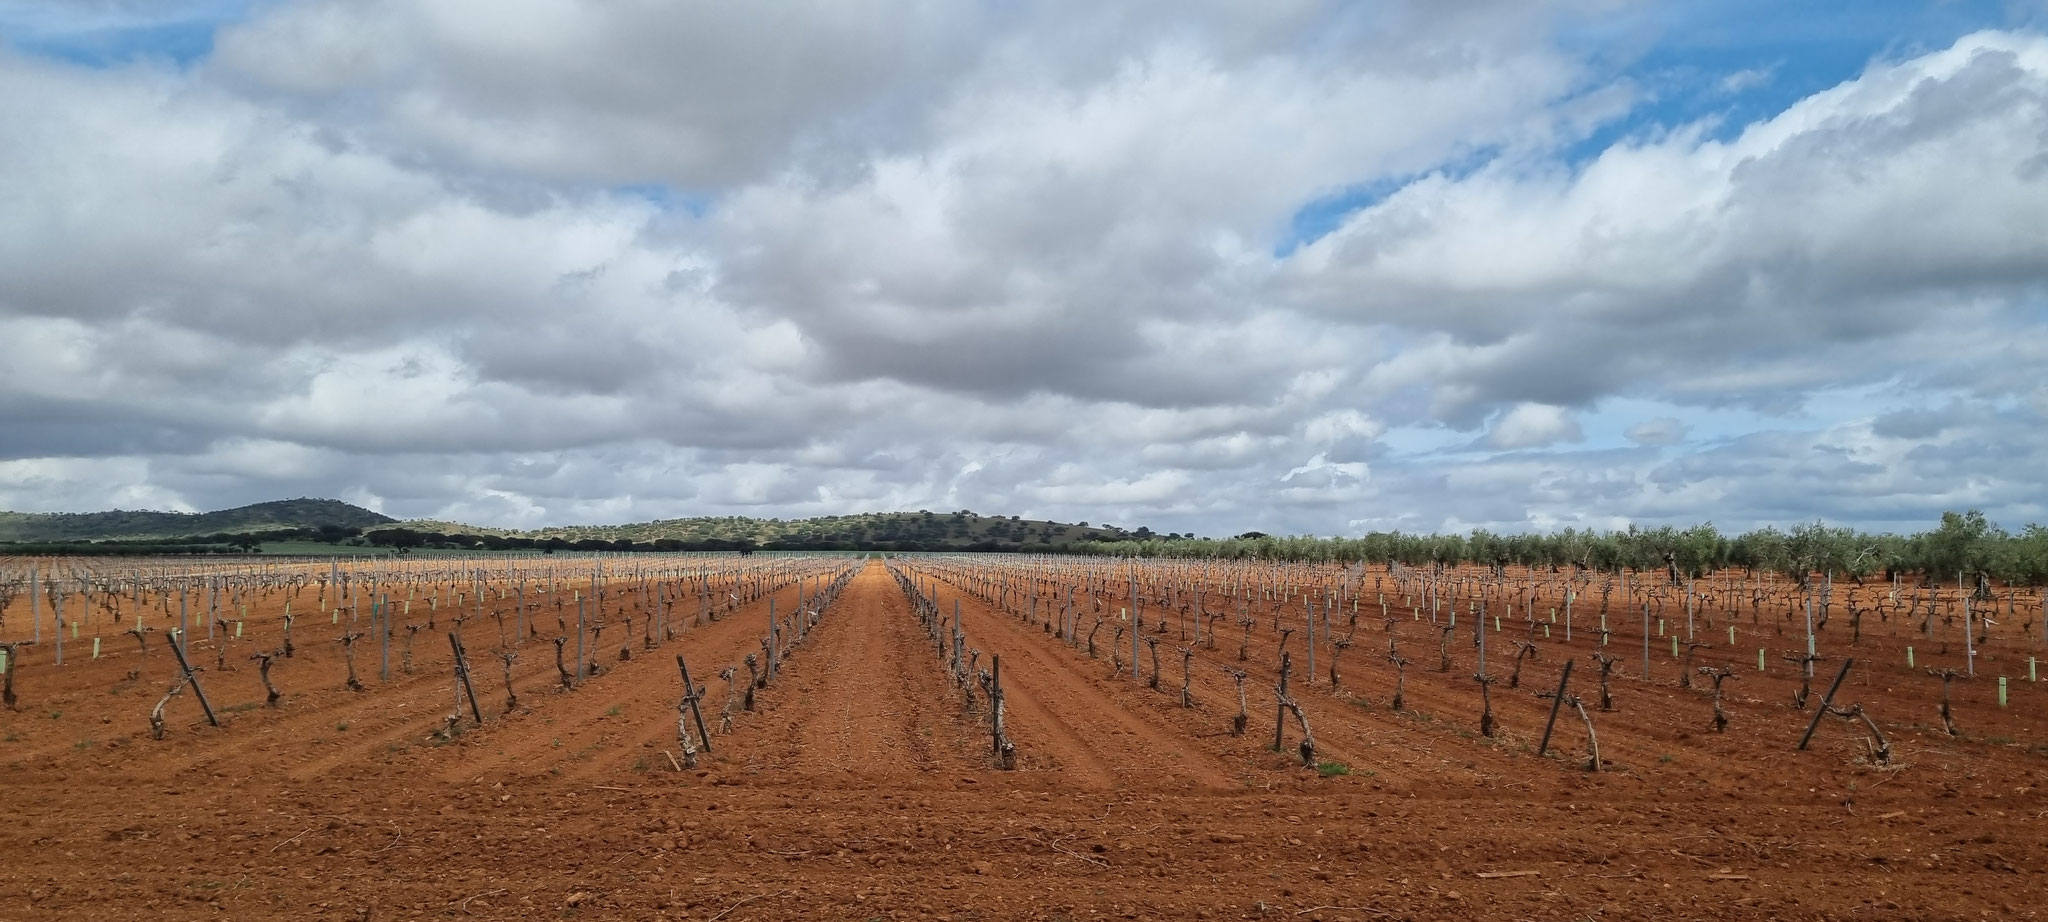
1060 510 2048 588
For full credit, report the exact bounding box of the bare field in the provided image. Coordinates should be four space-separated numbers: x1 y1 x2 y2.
0 555 2043 921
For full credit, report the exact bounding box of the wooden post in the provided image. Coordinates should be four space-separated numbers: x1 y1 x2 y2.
1641 603 1651 680
0 642 21 710
677 654 712 754
1797 658 1854 750
1306 599 1316 684
449 632 483 723
991 654 1013 768
166 634 219 727
953 622 967 688
1476 599 1486 678
1131 609 1142 681
1804 596 1816 677
1538 658 1574 757
53 585 68 667
1957 590 1974 676
1273 652 1293 752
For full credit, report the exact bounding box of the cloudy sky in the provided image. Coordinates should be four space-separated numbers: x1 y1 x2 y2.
2 1 2046 537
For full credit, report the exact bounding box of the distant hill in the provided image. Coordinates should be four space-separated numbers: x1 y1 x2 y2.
0 500 1185 553
398 510 1177 551
0 498 396 543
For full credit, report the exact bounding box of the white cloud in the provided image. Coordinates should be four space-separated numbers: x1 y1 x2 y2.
1032 469 1192 505
1487 403 1584 450
1715 65 1774 95
0 9 2044 537
1290 30 2048 419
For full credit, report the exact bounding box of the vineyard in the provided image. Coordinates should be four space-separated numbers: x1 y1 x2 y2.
1 553 2043 920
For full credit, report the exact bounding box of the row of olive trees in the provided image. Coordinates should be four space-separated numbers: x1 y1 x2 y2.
1060 511 2048 588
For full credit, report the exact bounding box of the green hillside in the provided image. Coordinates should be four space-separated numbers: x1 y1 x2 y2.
0 498 396 543
0 500 1180 554
398 510 1173 551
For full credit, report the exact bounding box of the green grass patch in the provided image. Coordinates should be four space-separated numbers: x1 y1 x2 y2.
1315 761 1350 777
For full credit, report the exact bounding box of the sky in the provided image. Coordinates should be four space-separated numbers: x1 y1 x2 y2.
1 0 2046 538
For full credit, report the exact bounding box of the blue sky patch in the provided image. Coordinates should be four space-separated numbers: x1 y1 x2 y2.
0 0 261 69
1278 0 2032 257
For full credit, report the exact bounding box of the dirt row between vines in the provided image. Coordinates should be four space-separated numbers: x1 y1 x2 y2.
1 560 2043 921
915 563 2023 795
0 562 829 782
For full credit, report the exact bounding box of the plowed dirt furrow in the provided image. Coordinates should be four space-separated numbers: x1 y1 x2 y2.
137 616 679 782
431 583 821 782
937 587 1239 791
701 565 983 786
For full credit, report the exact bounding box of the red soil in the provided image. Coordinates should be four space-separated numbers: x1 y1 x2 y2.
1 558 2043 921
